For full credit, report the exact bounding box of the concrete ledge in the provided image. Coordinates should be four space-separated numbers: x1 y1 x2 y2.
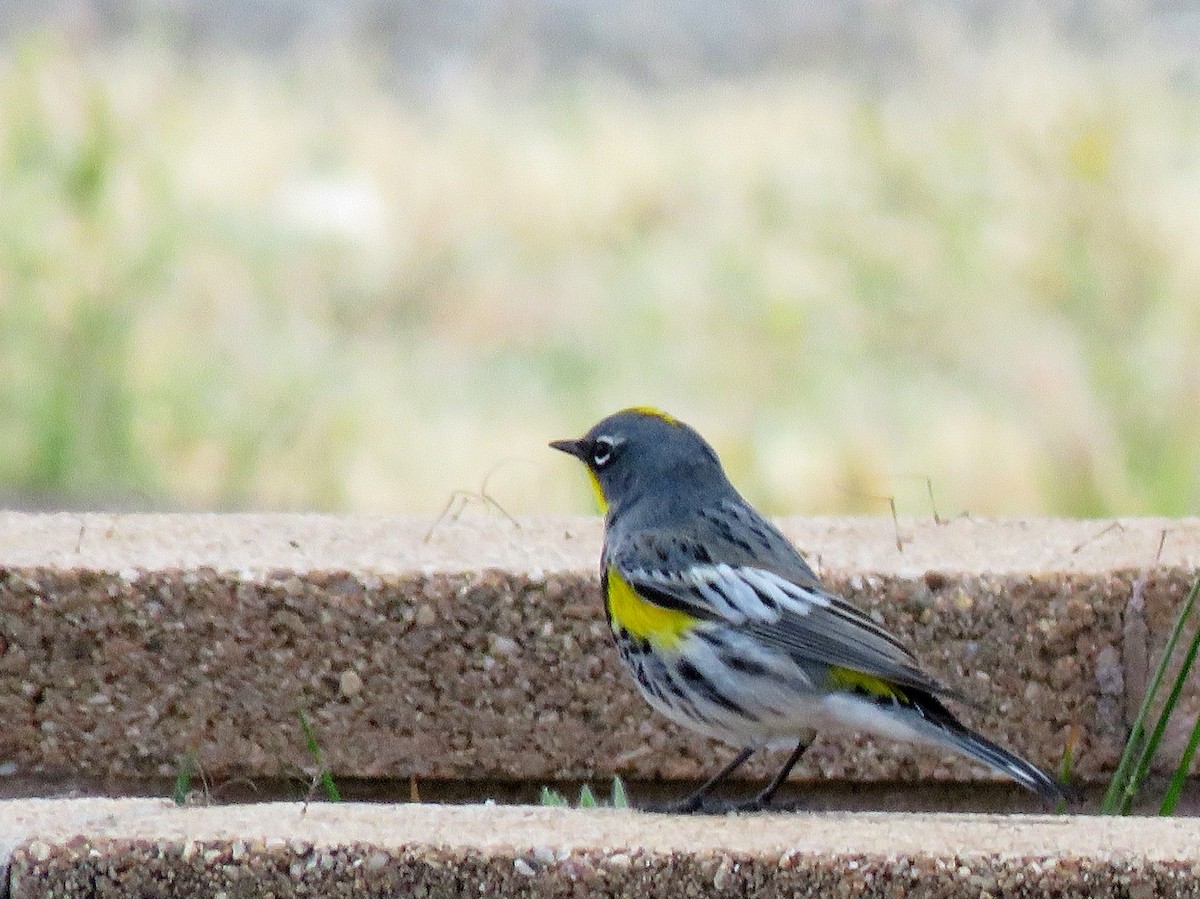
4 799 1200 898
1 513 1199 791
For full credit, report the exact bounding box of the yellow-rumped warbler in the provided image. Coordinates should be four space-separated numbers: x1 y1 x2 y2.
551 407 1065 811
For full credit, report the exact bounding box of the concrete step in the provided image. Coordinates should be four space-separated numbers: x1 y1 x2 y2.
4 799 1200 898
1 512 1198 796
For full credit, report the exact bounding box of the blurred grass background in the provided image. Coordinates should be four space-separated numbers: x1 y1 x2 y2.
2 5 1200 517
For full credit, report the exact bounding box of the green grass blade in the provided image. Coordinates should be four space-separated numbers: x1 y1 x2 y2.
610 775 629 809
172 752 195 806
298 709 341 802
1101 721 1145 814
1127 614 1200 813
577 783 597 808
318 769 341 802
1102 578 1200 814
1120 579 1200 813
1159 690 1200 815
539 786 569 807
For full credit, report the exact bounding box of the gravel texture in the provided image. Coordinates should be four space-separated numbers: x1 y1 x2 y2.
1 512 1198 791
5 799 1200 899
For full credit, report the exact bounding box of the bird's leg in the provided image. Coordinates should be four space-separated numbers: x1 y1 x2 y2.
734 733 814 812
649 746 756 813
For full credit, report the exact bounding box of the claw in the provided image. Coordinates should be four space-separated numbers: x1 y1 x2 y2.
730 795 771 813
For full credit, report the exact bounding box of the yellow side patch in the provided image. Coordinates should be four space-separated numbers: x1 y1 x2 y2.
829 667 906 701
606 568 697 649
624 405 679 425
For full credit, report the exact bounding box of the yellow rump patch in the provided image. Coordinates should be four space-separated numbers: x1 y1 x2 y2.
829 667 906 701
624 406 679 425
606 568 697 649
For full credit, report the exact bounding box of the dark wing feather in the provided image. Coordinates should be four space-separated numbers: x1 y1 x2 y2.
608 519 958 699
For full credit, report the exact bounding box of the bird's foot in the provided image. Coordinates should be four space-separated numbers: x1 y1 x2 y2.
641 792 789 814
728 795 773 813
639 794 730 815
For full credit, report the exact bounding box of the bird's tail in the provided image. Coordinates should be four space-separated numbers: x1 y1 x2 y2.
930 712 1067 804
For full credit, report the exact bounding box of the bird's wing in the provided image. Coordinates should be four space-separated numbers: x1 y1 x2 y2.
610 530 955 698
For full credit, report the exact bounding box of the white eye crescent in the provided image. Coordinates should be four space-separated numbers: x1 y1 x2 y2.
591 436 615 468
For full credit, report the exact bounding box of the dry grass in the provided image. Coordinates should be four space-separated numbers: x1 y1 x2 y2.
2 32 1199 516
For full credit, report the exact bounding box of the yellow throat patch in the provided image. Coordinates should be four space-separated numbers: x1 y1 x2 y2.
605 568 697 649
585 469 607 513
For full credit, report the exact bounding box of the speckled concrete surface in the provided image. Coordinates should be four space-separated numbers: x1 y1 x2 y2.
1 513 1198 791
5 799 1200 898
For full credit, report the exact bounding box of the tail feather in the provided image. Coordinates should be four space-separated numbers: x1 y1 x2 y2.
943 724 1067 804
912 693 1068 804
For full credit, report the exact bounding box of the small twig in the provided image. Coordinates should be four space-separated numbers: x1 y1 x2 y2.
1070 520 1126 555
303 771 325 811
893 474 959 525
409 775 421 803
925 477 944 526
192 757 213 806
891 474 948 526
424 492 469 542
1121 532 1167 732
209 776 259 801
478 464 521 525
424 463 521 542
888 496 903 552
1122 528 1169 606
836 483 905 552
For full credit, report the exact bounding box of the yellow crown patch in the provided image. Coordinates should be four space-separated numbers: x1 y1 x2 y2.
624 406 680 425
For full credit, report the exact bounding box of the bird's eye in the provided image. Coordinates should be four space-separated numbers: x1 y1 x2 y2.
591 436 615 468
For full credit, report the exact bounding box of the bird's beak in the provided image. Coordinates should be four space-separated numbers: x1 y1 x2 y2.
549 437 586 459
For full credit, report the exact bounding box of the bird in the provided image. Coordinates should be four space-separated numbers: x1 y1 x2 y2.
550 406 1066 812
